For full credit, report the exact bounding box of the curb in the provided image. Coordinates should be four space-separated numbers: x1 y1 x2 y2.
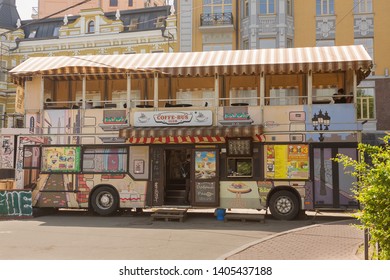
217 219 357 260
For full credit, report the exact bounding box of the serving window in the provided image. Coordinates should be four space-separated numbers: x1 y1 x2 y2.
226 138 253 178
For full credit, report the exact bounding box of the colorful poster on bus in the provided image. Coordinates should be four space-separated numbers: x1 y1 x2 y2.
195 151 216 179
265 144 309 179
41 146 81 172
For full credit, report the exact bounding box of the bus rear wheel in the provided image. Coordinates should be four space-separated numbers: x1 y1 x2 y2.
269 190 299 220
91 186 119 216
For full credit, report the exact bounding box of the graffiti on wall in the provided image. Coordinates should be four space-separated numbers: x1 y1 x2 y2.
0 136 15 169
0 191 32 216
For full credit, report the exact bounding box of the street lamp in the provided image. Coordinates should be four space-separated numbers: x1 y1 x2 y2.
312 110 330 142
312 110 331 196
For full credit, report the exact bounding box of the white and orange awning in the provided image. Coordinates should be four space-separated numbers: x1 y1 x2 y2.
119 125 265 144
10 45 372 84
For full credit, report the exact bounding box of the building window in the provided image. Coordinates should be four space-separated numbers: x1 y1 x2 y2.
243 39 249 50
316 39 335 47
259 38 276 49
28 29 37 38
316 0 334 15
128 0 134 6
203 0 232 14
354 0 372 14
287 0 293 16
110 0 118 7
287 38 293 48
260 0 275 15
355 38 374 60
244 0 249 18
203 44 232 51
87 21 95 33
53 26 60 36
0 61 7 82
357 87 375 120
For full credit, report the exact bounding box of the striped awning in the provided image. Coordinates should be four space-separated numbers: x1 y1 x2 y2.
119 125 265 144
10 45 372 83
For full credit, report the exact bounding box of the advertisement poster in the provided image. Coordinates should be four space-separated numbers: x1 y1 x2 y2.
265 144 309 179
195 151 216 179
41 147 81 172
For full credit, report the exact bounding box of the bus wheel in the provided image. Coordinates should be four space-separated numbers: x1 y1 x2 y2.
269 190 299 220
91 186 119 216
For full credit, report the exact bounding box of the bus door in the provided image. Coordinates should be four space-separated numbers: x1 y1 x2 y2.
163 147 191 206
311 144 358 209
191 149 219 207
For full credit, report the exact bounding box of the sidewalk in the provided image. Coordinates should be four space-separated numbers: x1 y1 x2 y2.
220 219 364 260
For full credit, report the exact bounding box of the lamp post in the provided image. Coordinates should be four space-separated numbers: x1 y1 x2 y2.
312 110 331 196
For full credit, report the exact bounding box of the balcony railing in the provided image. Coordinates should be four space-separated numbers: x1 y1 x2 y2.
200 12 233 27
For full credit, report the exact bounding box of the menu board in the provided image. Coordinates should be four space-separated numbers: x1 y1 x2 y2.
194 182 217 204
227 138 252 156
265 144 309 179
41 146 81 173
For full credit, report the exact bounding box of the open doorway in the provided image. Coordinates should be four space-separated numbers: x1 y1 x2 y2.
164 148 191 206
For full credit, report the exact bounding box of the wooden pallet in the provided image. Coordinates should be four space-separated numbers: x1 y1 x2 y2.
151 209 188 222
224 213 265 223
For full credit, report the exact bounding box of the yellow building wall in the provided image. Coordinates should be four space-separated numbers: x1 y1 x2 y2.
191 0 238 52
334 0 354 46
374 0 390 75
294 0 316 47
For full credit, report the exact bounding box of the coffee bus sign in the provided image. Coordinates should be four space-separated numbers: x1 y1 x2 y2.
134 110 213 127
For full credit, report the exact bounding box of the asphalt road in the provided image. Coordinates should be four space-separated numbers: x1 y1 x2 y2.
0 209 355 260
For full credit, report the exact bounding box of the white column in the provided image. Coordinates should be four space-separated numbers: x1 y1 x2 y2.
353 70 357 104
307 70 313 105
40 76 44 110
127 74 131 108
82 75 86 109
214 73 219 107
260 72 265 106
154 72 158 108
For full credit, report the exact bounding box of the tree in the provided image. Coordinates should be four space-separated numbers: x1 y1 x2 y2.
335 134 390 260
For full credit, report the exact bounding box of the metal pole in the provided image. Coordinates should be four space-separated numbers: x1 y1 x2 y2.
364 228 369 260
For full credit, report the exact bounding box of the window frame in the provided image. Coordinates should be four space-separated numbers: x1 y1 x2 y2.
82 146 129 174
110 0 118 7
316 0 334 16
259 0 275 15
354 0 372 14
87 20 95 33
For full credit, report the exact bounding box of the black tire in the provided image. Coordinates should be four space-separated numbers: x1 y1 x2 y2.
269 190 299 220
90 186 119 216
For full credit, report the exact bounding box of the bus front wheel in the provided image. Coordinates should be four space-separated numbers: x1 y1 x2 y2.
91 186 119 216
269 190 299 220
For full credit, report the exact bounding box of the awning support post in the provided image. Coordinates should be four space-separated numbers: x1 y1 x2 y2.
154 72 158 108
40 76 44 111
260 72 265 106
82 75 86 109
307 70 313 105
127 74 131 109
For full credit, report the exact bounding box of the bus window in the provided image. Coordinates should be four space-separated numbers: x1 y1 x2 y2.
23 145 41 169
41 146 81 173
82 147 127 173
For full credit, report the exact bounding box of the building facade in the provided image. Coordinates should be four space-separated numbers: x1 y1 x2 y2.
37 0 166 19
0 1 177 128
176 0 389 133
